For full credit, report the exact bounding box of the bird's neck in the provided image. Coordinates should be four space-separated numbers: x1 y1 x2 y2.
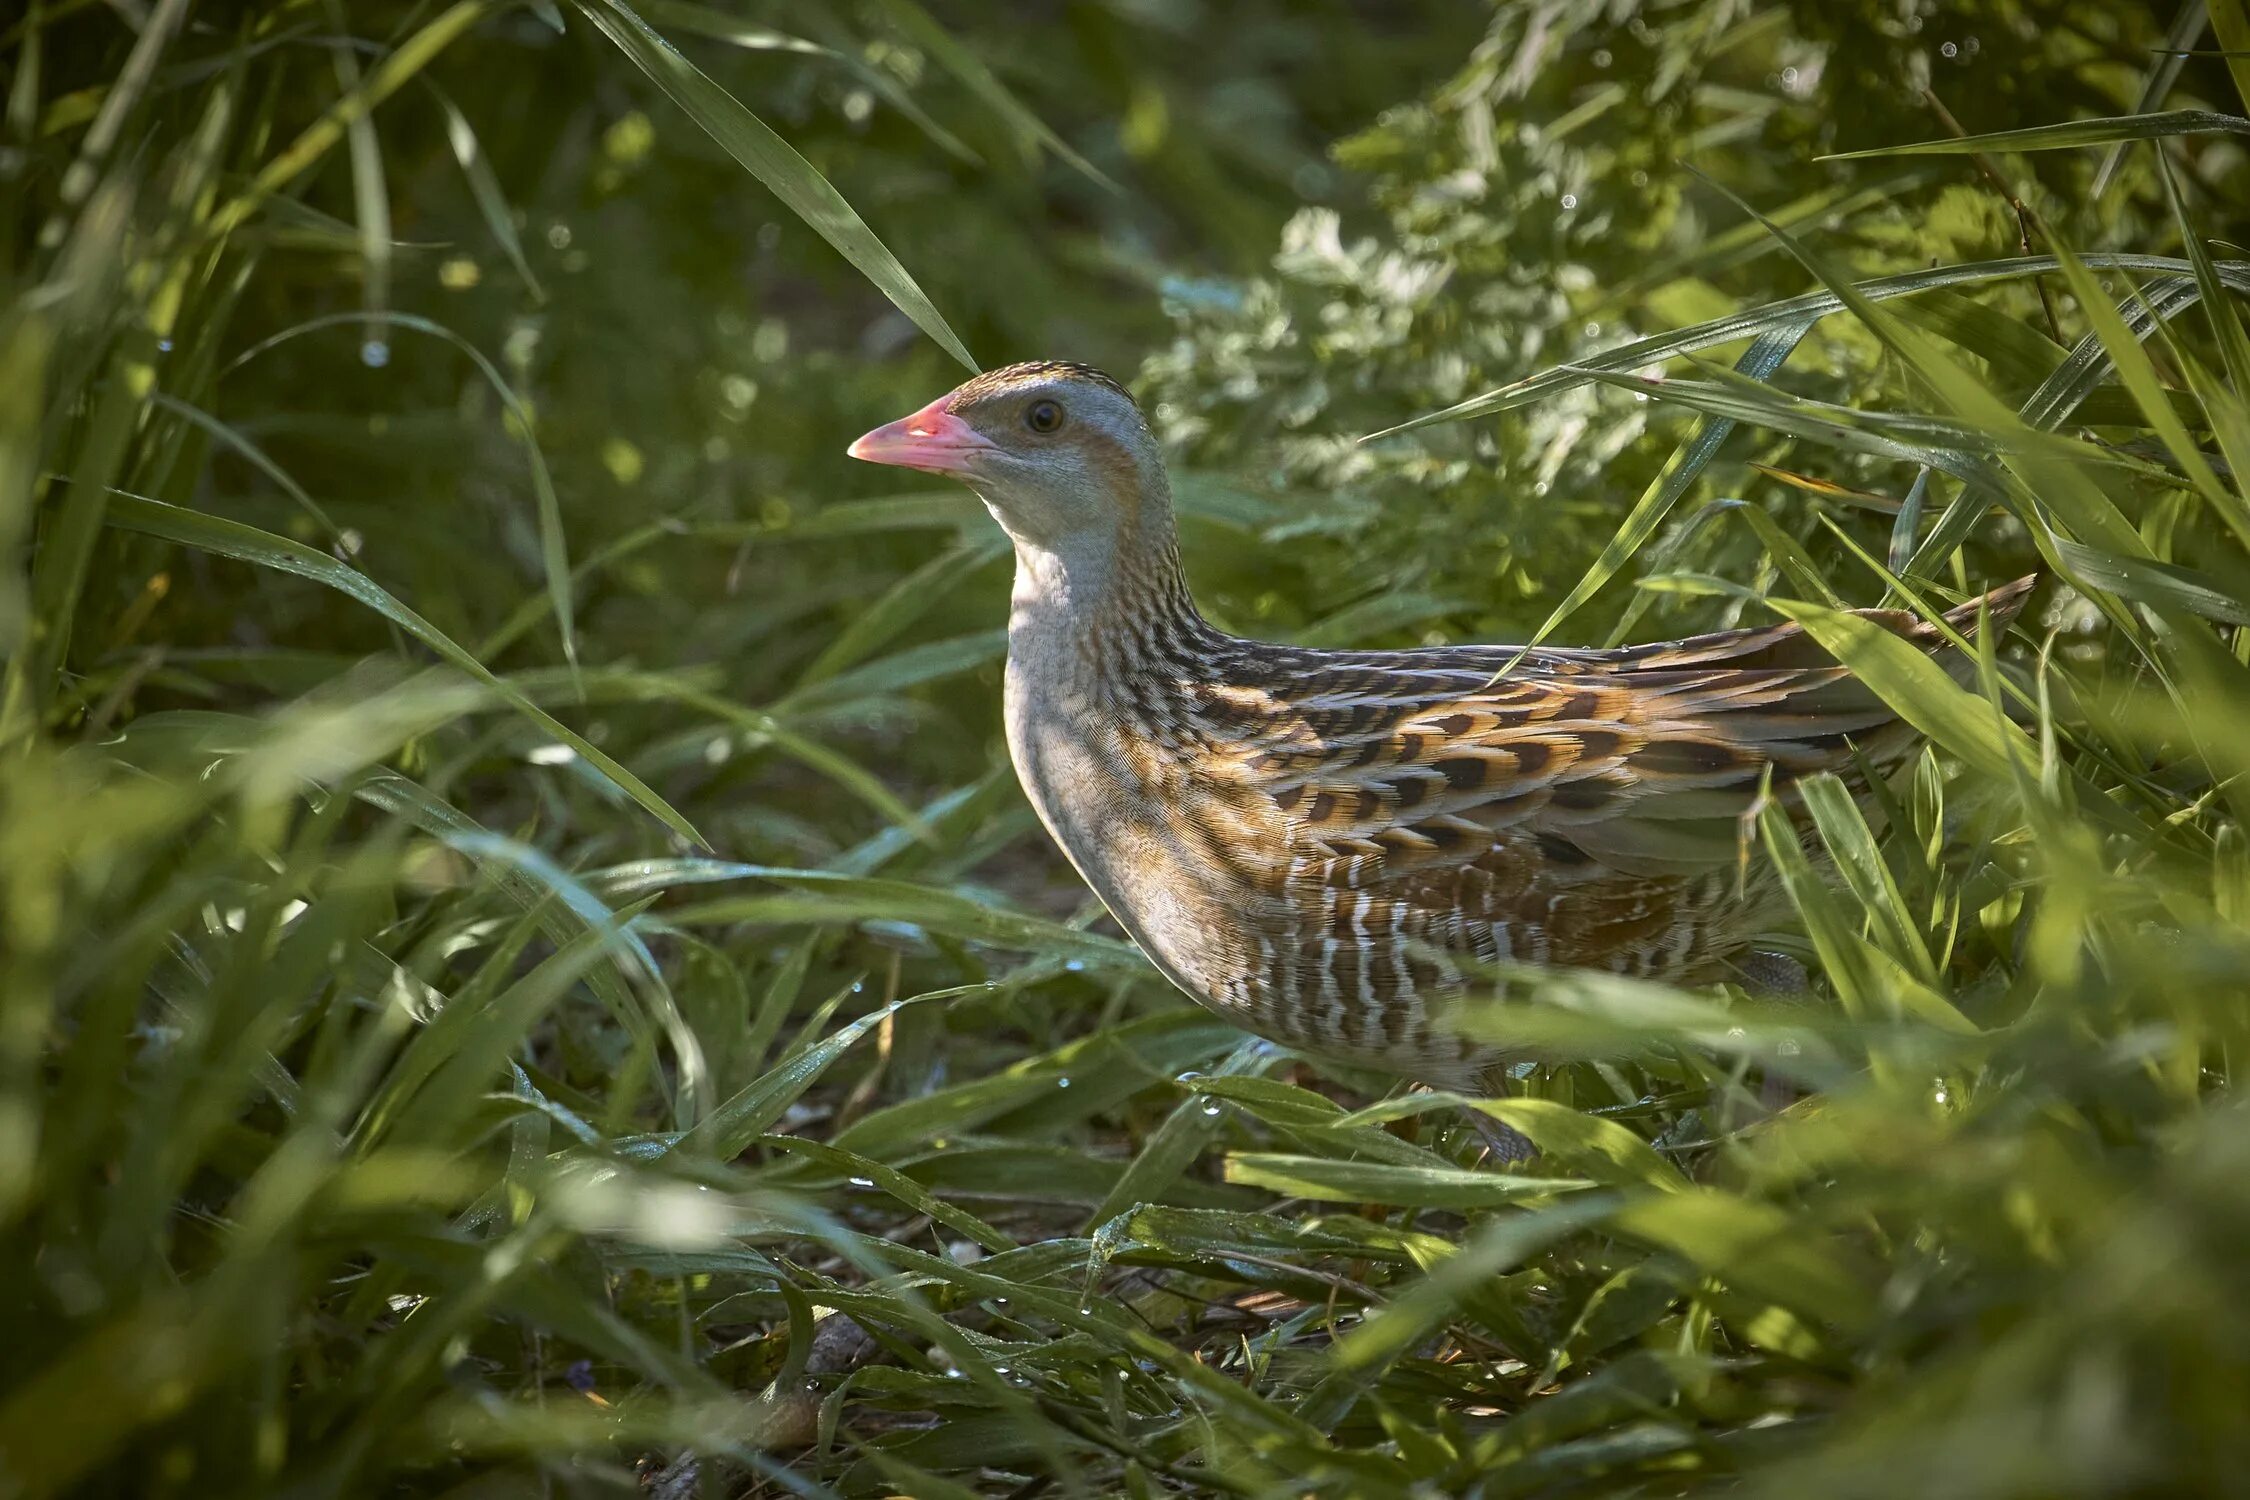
1006 504 1209 687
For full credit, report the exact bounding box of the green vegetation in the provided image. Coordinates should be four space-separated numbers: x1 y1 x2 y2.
6 1 2250 1494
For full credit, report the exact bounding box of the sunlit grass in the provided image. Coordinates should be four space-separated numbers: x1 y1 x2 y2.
6 2 2250 1496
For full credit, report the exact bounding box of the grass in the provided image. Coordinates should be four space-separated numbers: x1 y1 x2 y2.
6 1 2250 1496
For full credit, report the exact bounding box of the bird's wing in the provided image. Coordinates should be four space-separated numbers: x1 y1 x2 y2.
1196 580 2030 980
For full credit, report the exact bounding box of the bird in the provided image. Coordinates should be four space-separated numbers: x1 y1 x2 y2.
848 360 2030 1124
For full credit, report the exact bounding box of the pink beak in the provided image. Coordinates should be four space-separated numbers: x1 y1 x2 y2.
846 395 998 476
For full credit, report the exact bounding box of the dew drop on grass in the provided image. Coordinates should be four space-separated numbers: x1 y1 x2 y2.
1940 41 1958 57
360 339 390 368
1064 959 1085 972
1202 1101 1223 1117
850 980 864 994
847 1176 875 1189
1057 1076 1072 1088
157 338 173 353
1561 192 1579 209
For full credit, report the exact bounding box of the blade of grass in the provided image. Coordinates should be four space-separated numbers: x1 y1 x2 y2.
797 536 1006 685
2207 0 2250 112
431 85 545 300
12 343 139 735
222 309 578 671
1362 254 2250 441
645 0 983 165
572 0 977 371
1820 108 2250 160
1081 1038 1277 1229
872 0 1118 190
100 492 705 847
2040 235 2250 548
326 16 393 364
149 391 343 539
2158 154 2250 391
208 2 490 240
2095 2 2209 198
1500 322 1808 667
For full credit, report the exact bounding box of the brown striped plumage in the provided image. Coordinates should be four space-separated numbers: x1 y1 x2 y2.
850 362 2032 1090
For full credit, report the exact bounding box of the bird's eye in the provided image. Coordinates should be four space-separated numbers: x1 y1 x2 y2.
1024 399 1065 435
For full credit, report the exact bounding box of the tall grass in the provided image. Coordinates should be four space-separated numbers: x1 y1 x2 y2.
5 2 2250 1496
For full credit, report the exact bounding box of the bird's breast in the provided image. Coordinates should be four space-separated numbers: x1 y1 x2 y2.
1003 649 1267 999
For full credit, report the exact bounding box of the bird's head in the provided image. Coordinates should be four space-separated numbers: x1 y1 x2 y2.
847 361 1166 555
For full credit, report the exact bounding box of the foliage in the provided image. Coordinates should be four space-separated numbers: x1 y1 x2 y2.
4 0 2250 1496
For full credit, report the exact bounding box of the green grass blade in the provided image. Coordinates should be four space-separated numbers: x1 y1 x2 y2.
327 27 392 362
572 0 977 372
1503 323 1806 664
2052 537 2250 624
2041 236 2250 547
677 994 924 1161
796 536 1006 685
0 310 49 683
1082 1037 1276 1229
1798 773 1938 987
663 872 1141 969
1362 253 2249 440
210 1 490 238
1326 1197 1621 1379
2159 150 2250 395
646 0 984 164
1819 108 2250 160
1221 1153 1595 1210
14 345 137 730
761 1134 1017 1252
1606 1188 1872 1330
1763 595 2034 788
873 0 1118 190
431 85 546 300
2095 2 2210 198
221 309 578 671
1338 1093 1687 1191
100 493 705 847
148 392 342 539
2208 0 2250 112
